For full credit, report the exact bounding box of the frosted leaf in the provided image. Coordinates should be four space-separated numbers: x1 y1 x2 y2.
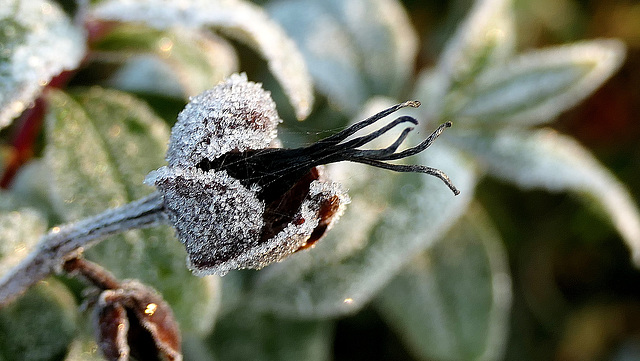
166 73 282 167
0 281 77 361
93 24 238 97
45 89 220 334
376 205 511 361
455 39 626 126
107 55 186 98
414 0 514 121
450 128 640 266
91 0 313 119
65 339 112 361
268 0 418 115
210 306 332 361
438 0 516 87
0 197 46 279
0 0 85 128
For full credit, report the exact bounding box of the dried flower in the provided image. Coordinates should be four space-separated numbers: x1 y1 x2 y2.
94 281 182 361
63 258 182 361
146 73 458 277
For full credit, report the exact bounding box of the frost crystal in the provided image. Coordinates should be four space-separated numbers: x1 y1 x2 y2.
166 73 281 168
0 0 85 128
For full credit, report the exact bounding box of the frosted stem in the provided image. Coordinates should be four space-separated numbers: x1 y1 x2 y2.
0 192 167 307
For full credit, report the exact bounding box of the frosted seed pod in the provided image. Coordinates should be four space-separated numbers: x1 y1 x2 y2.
147 73 458 277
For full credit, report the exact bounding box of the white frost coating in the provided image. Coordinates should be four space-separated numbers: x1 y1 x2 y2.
152 163 350 276
152 166 266 276
166 73 281 167
0 206 46 278
267 0 417 115
196 179 350 276
458 39 626 125
0 0 86 128
438 0 515 83
91 0 313 119
455 129 640 266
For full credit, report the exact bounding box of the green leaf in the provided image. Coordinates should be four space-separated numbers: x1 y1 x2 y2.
209 306 332 361
415 0 515 121
376 204 511 361
0 0 85 128
268 0 418 115
0 281 77 361
92 23 238 97
6 160 59 223
44 88 221 334
451 128 640 266
454 40 626 126
249 99 477 318
91 0 313 120
0 195 46 278
437 0 515 90
64 339 106 361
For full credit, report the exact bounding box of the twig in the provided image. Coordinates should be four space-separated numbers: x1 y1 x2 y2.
0 192 167 307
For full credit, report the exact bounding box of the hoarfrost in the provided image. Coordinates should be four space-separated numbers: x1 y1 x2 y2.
0 0 85 128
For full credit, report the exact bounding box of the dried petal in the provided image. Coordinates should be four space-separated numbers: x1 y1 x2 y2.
95 299 129 361
95 281 182 361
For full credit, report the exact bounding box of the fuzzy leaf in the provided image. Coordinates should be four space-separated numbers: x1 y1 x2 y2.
268 0 418 115
0 196 46 278
250 98 476 318
438 0 515 89
209 306 332 361
455 39 626 126
451 128 640 266
91 0 313 120
0 0 85 128
93 24 238 97
415 0 514 121
0 281 77 361
376 204 511 361
44 88 220 334
7 160 59 222
64 339 107 361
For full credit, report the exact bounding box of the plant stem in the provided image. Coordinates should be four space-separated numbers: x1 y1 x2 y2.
0 192 167 307
63 257 121 291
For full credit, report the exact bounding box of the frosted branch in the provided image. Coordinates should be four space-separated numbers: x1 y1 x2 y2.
0 192 168 307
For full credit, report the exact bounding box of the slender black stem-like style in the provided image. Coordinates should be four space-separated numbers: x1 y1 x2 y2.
203 101 460 200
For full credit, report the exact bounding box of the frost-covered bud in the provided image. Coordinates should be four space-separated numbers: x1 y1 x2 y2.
146 73 458 277
94 280 182 361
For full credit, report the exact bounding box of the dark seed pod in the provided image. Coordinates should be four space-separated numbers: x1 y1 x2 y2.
94 280 182 361
147 73 349 276
147 73 458 277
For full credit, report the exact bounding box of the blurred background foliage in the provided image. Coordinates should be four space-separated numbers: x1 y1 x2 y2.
244 0 640 358
401 0 640 360
0 0 639 360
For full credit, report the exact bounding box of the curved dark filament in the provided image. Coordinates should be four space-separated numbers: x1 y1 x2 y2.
197 101 460 204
